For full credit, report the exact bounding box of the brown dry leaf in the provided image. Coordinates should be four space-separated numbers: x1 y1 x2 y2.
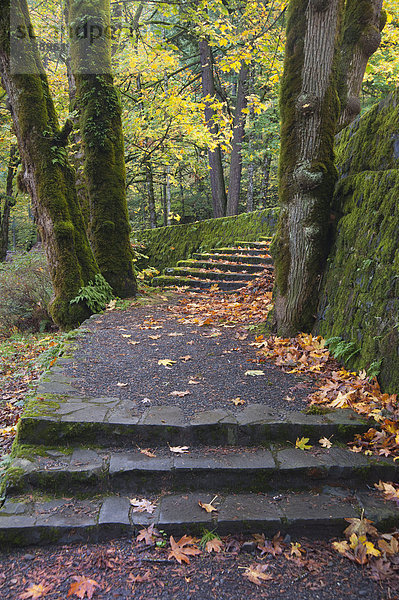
319 437 332 449
290 542 304 557
168 535 202 564
136 524 160 546
332 540 350 555
378 535 399 555
121 334 131 338
169 390 191 397
242 563 273 585
344 516 378 539
128 341 140 346
139 448 156 458
129 570 152 584
20 583 53 599
168 445 190 454
188 379 201 385
374 481 399 503
130 498 157 514
369 559 394 581
149 335 161 340
205 538 224 553
168 332 183 337
67 577 100 599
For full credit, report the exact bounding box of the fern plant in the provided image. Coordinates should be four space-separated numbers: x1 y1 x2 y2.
70 274 113 313
325 336 360 362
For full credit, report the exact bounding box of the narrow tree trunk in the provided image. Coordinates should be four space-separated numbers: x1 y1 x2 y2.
0 143 18 261
247 160 254 212
274 0 343 335
260 152 271 207
0 0 99 328
162 176 167 226
226 63 249 216
199 38 227 218
145 163 157 228
166 167 171 225
67 0 136 298
337 0 385 131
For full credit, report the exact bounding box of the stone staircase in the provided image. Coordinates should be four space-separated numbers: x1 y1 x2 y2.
1 360 398 546
152 238 273 292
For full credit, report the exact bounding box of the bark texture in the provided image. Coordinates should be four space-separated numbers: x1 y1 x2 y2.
199 38 227 218
337 0 385 131
274 0 343 335
226 63 249 216
0 143 17 261
67 0 136 298
0 0 99 328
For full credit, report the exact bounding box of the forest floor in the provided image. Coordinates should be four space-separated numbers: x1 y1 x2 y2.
0 280 398 599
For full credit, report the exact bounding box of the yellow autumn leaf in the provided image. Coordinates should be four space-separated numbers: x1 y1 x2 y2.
295 437 313 450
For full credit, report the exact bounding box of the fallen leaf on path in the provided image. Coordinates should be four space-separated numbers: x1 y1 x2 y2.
67 577 100 599
130 498 157 514
158 359 176 367
295 437 312 450
129 570 151 584
20 583 53 599
179 355 192 362
149 335 161 340
319 437 332 448
198 497 218 513
128 341 140 345
168 445 190 454
168 535 201 564
205 538 224 553
169 390 191 397
142 398 151 403
290 542 305 557
121 334 131 338
245 370 265 376
168 332 183 337
230 397 245 406
116 382 128 387
136 525 160 546
242 563 273 585
139 448 156 458
188 379 201 385
344 516 378 539
370 559 394 580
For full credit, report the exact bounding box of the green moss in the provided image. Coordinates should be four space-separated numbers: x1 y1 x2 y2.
134 208 278 272
305 406 332 415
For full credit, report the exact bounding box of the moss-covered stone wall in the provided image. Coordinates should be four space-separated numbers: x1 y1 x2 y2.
316 90 399 391
134 208 278 272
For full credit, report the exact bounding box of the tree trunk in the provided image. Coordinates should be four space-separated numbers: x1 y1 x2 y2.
226 63 249 216
145 162 157 228
260 151 271 207
337 0 385 131
67 0 136 298
0 0 99 329
199 38 227 218
273 0 343 336
0 143 18 261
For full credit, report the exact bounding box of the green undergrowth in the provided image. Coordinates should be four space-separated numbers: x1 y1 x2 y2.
134 208 278 272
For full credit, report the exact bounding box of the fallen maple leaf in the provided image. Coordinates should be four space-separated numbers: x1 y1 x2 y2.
332 540 350 555
344 516 378 539
20 583 53 599
130 498 157 514
168 535 201 564
370 558 394 581
188 379 201 385
242 563 273 585
290 542 304 557
136 524 160 546
116 382 128 387
378 534 399 555
230 397 245 406
169 390 191 397
319 437 332 448
295 437 313 450
168 444 189 454
121 334 131 338
158 359 176 367
205 538 224 553
128 341 140 345
179 355 192 362
198 496 218 513
148 334 161 340
129 570 151 584
67 576 100 599
245 370 265 376
168 332 183 337
139 448 156 458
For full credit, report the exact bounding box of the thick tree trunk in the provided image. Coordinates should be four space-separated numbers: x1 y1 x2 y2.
0 0 99 328
274 0 343 336
199 38 227 218
226 63 249 216
0 143 17 261
67 0 136 298
337 0 385 131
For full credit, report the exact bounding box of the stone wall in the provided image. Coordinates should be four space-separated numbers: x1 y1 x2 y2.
316 91 399 391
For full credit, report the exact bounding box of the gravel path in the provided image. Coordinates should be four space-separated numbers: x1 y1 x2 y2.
63 300 315 417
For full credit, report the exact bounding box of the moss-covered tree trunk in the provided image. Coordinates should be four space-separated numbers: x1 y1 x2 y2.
0 143 17 261
67 0 136 298
273 0 343 335
226 63 249 216
337 0 385 131
199 38 227 218
0 0 100 329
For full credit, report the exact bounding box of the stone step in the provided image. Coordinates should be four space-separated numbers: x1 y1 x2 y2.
192 253 272 266
163 268 257 282
234 241 271 249
176 260 268 274
209 247 271 257
152 275 247 291
0 487 397 546
5 445 398 497
17 396 371 448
